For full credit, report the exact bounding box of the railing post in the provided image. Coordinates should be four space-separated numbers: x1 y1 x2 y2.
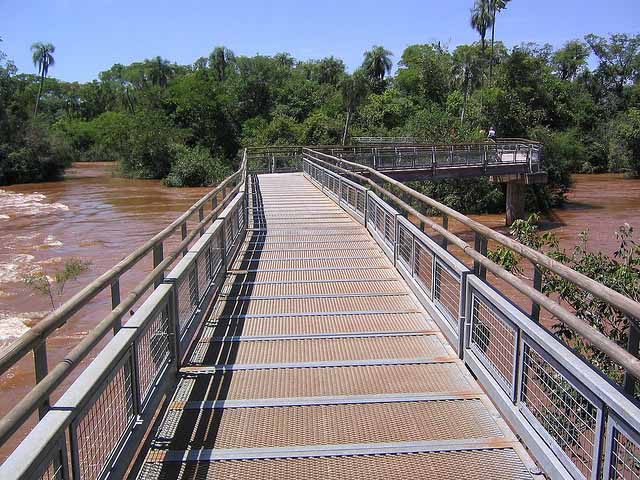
198 206 205 236
531 264 542 323
473 233 487 280
153 242 164 288
441 214 449 250
181 223 188 257
623 322 640 394
111 279 121 333
33 342 49 419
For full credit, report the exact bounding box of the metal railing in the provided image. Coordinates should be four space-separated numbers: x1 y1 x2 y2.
315 140 543 174
0 152 250 478
303 154 640 480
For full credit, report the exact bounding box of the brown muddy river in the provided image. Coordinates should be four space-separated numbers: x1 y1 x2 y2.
0 165 638 460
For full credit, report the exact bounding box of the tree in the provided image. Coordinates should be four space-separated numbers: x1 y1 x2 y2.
340 71 368 145
452 45 482 121
317 56 345 86
362 46 393 81
147 56 175 88
552 40 590 81
31 42 55 115
488 0 511 83
24 258 90 310
209 46 236 82
585 33 640 96
470 0 492 57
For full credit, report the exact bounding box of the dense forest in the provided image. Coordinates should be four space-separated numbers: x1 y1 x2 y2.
1 2 639 213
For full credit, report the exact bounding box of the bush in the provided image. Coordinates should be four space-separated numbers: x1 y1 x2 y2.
119 110 185 179
163 144 232 187
0 122 72 185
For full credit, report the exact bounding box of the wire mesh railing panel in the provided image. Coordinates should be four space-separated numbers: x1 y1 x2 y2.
434 261 461 328
469 292 517 397
176 264 198 333
520 342 600 479
35 445 67 480
608 422 640 480
39 462 64 480
383 210 395 248
356 190 366 215
414 240 434 299
72 355 135 480
225 216 234 255
397 223 412 269
135 302 171 407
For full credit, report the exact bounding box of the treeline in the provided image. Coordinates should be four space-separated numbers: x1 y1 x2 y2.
1 27 639 210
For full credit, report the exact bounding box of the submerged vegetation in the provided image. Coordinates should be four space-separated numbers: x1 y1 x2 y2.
0 5 639 211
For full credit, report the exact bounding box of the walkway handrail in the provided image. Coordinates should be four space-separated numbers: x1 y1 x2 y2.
0 150 248 449
304 148 639 324
303 148 640 382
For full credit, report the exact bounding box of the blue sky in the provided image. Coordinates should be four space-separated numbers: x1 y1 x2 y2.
2 0 639 82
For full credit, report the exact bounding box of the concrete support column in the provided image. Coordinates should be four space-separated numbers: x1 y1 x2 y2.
505 180 526 226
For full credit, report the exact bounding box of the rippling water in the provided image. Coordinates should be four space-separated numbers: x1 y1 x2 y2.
0 162 209 459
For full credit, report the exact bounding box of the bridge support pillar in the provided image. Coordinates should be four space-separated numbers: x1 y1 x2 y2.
505 180 526 226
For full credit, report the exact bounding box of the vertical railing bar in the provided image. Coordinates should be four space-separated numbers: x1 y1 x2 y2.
198 207 205 237
153 242 164 288
531 264 542 323
111 279 122 334
180 223 188 257
33 342 49 419
441 214 449 250
473 233 487 280
623 322 640 394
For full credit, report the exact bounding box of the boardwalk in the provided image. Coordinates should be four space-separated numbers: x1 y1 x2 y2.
137 173 535 479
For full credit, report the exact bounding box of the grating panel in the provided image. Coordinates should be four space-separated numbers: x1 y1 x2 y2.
189 334 449 366
214 294 419 317
470 293 516 395
153 399 504 450
238 249 382 261
73 356 136 480
227 268 398 283
434 262 461 326
173 363 474 403
234 257 391 271
200 312 433 338
610 425 640 479
521 343 598 479
222 280 407 297
136 303 171 405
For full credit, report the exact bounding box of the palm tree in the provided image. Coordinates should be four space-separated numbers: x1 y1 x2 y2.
340 71 368 145
452 45 482 122
362 46 393 81
209 46 236 82
31 42 55 115
148 56 175 88
470 0 492 58
488 0 511 83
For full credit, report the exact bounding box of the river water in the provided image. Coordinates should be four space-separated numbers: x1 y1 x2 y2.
0 165 638 459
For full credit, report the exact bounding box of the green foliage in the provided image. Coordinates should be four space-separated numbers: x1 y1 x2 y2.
163 144 232 187
489 215 640 385
2 29 640 199
23 258 91 310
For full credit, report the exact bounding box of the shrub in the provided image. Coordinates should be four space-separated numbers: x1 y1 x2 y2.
163 143 232 187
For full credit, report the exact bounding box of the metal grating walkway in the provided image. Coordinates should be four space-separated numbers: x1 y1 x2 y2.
137 173 536 479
